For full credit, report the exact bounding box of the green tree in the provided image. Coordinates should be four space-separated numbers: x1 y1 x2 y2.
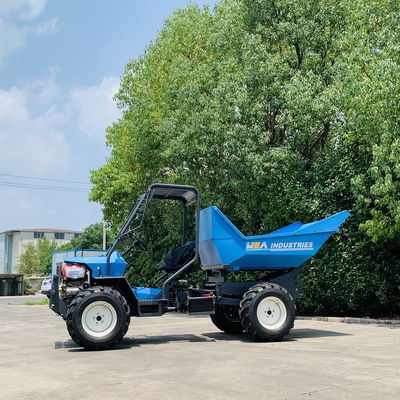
18 237 58 276
342 1 400 242
18 224 110 277
59 223 111 250
91 0 350 274
90 0 400 317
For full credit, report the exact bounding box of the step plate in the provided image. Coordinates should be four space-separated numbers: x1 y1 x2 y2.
188 296 215 315
137 299 166 316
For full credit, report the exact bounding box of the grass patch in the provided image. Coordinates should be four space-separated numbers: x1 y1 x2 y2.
10 299 50 306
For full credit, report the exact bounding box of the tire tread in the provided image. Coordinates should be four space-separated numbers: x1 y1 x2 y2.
66 286 130 350
239 282 295 342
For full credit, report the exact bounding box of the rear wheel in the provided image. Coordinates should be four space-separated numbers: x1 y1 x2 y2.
239 283 295 341
210 305 243 334
66 286 130 350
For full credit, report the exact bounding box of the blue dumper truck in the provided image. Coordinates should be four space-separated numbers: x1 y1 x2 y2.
50 183 349 350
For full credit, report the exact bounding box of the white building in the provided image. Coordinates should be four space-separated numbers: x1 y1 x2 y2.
0 229 82 274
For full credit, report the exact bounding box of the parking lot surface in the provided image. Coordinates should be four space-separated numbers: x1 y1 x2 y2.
0 300 399 400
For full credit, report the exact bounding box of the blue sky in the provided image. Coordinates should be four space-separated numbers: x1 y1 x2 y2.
0 0 216 232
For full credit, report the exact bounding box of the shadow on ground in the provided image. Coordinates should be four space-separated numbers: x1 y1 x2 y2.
55 327 350 352
288 328 351 339
203 328 350 343
57 333 216 352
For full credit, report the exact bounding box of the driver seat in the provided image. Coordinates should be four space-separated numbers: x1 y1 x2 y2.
158 241 195 272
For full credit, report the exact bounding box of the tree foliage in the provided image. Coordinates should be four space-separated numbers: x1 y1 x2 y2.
59 223 110 251
19 224 110 277
18 238 58 276
90 0 400 317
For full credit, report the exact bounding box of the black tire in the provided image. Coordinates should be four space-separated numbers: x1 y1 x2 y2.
239 282 295 342
66 286 130 350
211 305 244 334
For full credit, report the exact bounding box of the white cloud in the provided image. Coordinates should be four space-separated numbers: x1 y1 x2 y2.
0 0 46 20
34 16 57 35
21 0 47 20
21 65 60 104
0 68 117 231
0 187 70 232
0 0 56 64
0 71 118 179
69 76 121 138
0 83 71 175
0 19 27 62
0 185 102 233
0 188 43 223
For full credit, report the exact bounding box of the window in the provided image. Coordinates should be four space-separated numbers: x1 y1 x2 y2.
74 233 81 239
54 232 65 240
34 232 44 239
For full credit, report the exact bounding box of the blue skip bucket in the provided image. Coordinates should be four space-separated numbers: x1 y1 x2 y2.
199 206 350 271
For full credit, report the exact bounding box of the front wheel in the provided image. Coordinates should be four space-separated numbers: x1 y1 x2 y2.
239 283 295 342
66 286 130 350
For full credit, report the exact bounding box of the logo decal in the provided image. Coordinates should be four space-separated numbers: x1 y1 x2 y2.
246 241 314 251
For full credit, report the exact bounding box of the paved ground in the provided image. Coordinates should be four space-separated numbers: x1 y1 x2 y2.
0 293 47 305
0 300 399 400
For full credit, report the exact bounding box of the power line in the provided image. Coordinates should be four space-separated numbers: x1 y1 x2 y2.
0 181 90 193
0 172 91 185
0 182 89 192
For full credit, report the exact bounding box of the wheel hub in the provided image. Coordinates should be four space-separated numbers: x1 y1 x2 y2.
81 301 118 338
256 296 287 330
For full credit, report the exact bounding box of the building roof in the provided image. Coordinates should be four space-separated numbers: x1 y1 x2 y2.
1 228 83 234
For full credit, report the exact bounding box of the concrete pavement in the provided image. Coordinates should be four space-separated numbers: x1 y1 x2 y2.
0 294 47 305
0 302 399 400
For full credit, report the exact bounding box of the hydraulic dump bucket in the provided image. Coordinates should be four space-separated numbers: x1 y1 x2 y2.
199 206 350 271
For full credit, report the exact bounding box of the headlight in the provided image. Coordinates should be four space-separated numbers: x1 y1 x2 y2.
62 264 87 280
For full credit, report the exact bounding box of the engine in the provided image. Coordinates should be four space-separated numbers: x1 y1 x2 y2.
59 263 90 300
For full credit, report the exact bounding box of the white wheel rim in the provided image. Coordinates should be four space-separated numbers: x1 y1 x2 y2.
256 296 287 330
81 301 118 338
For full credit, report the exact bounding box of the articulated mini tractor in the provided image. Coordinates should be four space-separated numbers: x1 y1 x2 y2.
50 183 350 350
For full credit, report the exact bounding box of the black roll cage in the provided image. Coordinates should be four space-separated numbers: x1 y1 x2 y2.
105 183 200 300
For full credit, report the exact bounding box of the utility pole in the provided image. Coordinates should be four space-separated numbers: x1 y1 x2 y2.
102 221 106 250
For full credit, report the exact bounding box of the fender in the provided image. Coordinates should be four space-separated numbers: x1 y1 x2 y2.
92 276 139 316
